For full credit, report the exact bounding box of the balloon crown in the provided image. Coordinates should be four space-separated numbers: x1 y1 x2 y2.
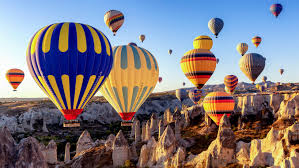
193 35 213 50
128 42 137 46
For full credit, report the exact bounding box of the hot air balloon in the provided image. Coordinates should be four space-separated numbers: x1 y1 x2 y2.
128 42 137 46
279 69 284 75
26 22 113 126
168 49 172 55
236 43 248 56
252 36 262 48
183 82 186 86
239 53 266 84
104 10 124 36
216 58 219 64
203 92 235 125
270 4 283 18
176 88 188 102
208 18 224 38
181 35 216 89
158 77 162 83
262 76 267 83
6 69 24 91
100 43 159 124
224 75 238 95
139 34 145 43
188 89 202 104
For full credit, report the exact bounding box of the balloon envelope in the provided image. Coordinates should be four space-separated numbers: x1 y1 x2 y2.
239 53 266 84
169 49 172 55
139 34 145 43
176 88 188 102
203 92 235 125
279 69 284 75
6 69 24 91
252 36 262 48
224 75 238 94
236 43 248 56
270 4 283 18
181 36 216 89
208 18 224 38
188 89 203 104
100 44 159 121
27 22 113 120
193 35 213 50
158 77 162 83
104 10 124 35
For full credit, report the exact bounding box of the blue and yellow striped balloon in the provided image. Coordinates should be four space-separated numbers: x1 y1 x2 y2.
26 22 113 120
100 44 159 121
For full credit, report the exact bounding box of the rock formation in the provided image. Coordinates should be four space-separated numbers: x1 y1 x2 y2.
0 127 16 168
112 130 129 167
44 140 57 164
15 137 48 168
65 142 71 162
76 130 94 156
135 119 141 142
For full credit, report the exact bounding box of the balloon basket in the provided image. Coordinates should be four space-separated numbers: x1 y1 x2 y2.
63 120 80 127
121 121 133 127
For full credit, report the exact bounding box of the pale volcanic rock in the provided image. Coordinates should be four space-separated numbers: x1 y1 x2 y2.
104 134 115 151
141 122 146 142
236 141 250 165
270 93 284 115
15 137 48 168
185 115 236 168
75 130 94 156
130 119 136 138
158 119 164 140
144 120 151 141
150 113 158 134
64 142 71 162
112 130 129 167
277 98 296 120
0 126 16 168
175 120 181 140
170 147 186 168
44 140 57 164
155 125 177 165
135 119 141 143
137 137 157 167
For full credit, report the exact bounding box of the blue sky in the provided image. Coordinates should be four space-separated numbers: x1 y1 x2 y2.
0 0 297 98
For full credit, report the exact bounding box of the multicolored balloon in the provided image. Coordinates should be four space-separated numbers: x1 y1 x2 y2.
168 49 172 55
104 10 124 36
188 89 203 104
224 75 238 95
139 34 145 43
183 82 186 86
279 69 284 75
236 43 248 56
203 92 235 125
239 53 266 84
252 36 262 48
27 22 113 120
180 35 216 89
208 18 224 38
100 44 159 121
6 69 24 91
270 4 283 18
176 88 188 102
158 77 162 83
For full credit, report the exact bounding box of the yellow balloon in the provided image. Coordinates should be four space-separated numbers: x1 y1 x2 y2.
100 44 159 121
236 43 248 56
193 35 213 50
